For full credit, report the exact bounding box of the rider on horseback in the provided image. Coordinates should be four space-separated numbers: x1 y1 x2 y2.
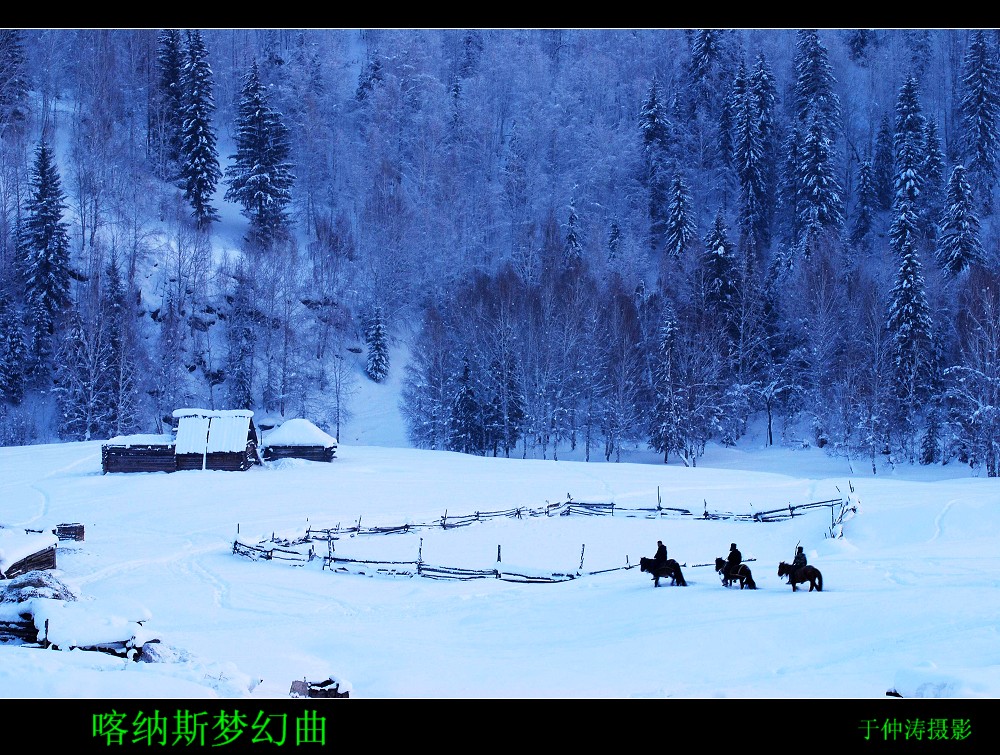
792 545 807 570
651 540 667 572
726 543 742 580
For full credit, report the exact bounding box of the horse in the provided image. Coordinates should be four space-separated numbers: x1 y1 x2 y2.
715 557 757 589
778 561 823 592
639 557 688 587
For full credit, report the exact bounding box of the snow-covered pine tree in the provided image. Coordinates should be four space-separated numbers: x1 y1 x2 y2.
701 208 738 336
355 53 384 103
0 294 26 405
149 294 187 433
922 120 946 235
640 76 673 253
663 174 696 261
151 29 184 180
959 29 1000 215
873 115 895 211
400 304 453 450
448 358 482 454
365 306 389 383
792 29 841 129
225 267 257 410
19 141 71 379
796 111 844 254
648 300 681 463
734 74 768 257
748 52 778 244
179 30 221 229
0 29 29 133
224 60 295 250
850 160 879 256
52 308 112 441
719 60 746 170
563 197 583 269
844 29 881 65
886 198 935 457
893 77 927 230
786 31 844 252
100 252 139 436
607 218 621 263
936 164 985 278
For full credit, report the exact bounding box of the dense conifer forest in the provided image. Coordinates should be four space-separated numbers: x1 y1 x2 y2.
0 29 997 476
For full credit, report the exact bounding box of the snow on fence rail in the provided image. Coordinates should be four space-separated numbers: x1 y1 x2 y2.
297 495 855 541
232 493 857 583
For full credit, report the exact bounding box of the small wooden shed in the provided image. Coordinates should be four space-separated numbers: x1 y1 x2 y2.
0 529 58 580
101 434 176 473
173 408 261 471
262 418 338 462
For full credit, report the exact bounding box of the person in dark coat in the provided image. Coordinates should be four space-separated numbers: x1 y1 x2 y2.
726 542 742 578
651 540 667 570
792 545 807 570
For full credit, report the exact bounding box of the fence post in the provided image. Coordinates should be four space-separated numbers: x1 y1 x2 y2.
497 545 501 563
579 544 586 571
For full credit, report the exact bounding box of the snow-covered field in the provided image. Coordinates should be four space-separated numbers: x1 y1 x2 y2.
2 432 998 706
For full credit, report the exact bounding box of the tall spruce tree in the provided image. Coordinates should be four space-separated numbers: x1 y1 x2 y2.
100 252 139 436
663 174 696 260
225 267 257 410
959 29 1000 215
702 208 738 335
20 142 71 377
922 120 947 234
224 61 295 250
719 60 746 170
365 306 389 383
0 29 29 134
789 31 843 251
748 53 778 243
873 115 896 211
796 111 844 253
894 78 926 207
936 165 985 277
448 358 482 454
886 198 934 454
640 76 673 253
563 197 583 270
850 160 879 256
0 294 26 405
792 29 841 129
648 301 682 463
734 74 769 257
152 29 184 179
179 30 221 229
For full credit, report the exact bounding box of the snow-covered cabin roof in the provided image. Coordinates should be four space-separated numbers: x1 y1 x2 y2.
105 433 175 447
263 418 337 448
173 409 255 455
172 408 255 419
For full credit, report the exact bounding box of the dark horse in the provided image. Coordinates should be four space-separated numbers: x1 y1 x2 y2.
778 562 823 592
715 557 757 589
639 557 688 587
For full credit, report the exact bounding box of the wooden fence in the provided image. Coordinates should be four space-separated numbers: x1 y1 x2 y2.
232 492 858 584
